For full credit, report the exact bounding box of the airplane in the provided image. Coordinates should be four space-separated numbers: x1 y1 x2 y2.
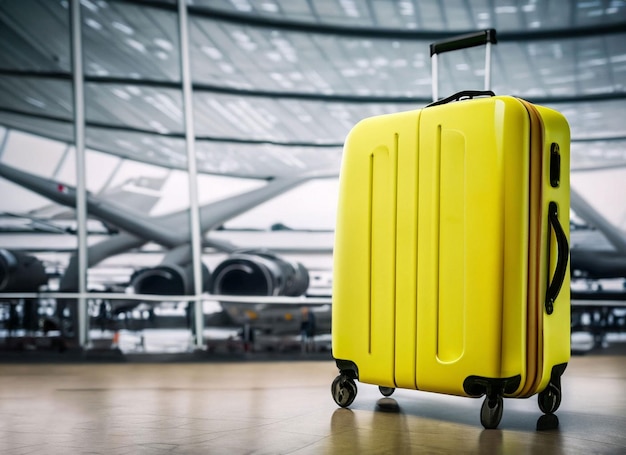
569 187 626 286
0 163 333 345
3 165 625 292
0 248 48 293
567 187 626 352
0 248 50 335
4 161 625 352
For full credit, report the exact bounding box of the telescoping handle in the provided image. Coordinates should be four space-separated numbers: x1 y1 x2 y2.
430 29 497 102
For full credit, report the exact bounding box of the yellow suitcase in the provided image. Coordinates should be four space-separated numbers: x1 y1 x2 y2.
331 32 570 429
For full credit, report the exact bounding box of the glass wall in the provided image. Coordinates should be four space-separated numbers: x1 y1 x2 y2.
0 0 624 354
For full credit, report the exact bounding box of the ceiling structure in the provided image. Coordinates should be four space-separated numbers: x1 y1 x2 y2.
1 0 624 353
0 0 625 222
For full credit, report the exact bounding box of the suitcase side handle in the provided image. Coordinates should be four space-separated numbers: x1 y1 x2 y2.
545 201 569 315
426 90 495 108
429 29 497 56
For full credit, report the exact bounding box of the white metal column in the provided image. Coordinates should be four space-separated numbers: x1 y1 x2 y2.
70 0 89 348
177 0 205 349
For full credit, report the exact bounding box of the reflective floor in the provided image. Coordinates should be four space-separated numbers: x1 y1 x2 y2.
0 352 625 454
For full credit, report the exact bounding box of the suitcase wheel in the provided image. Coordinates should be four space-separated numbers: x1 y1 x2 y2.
538 383 562 415
480 395 503 429
378 386 395 397
331 374 357 408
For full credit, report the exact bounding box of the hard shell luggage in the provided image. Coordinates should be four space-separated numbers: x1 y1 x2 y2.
330 29 571 429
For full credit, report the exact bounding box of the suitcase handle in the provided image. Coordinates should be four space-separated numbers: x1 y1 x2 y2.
545 201 569 315
430 29 497 101
429 29 497 56
426 90 495 108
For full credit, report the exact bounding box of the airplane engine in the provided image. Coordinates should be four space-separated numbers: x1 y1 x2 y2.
130 262 210 295
0 248 48 292
210 250 309 296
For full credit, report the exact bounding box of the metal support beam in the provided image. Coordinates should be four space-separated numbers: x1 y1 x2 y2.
177 0 205 349
0 127 9 160
71 0 89 348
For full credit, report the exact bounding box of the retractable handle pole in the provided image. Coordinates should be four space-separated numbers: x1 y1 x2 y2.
430 29 497 102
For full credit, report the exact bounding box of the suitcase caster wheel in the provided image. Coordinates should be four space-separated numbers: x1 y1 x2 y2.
332 375 357 408
480 396 503 429
378 386 395 397
538 383 561 414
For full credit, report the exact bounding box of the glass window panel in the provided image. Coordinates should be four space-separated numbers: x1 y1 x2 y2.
85 83 184 134
55 145 76 186
571 140 626 170
190 15 626 102
0 130 69 216
85 149 122 193
0 112 74 145
224 178 339 230
1 130 67 177
195 173 265 205
150 170 266 216
194 140 342 178
98 159 170 215
192 0 626 30
0 0 71 71
550 99 626 140
572 168 626 230
84 127 186 171
194 92 407 143
0 178 52 214
81 1 181 81
0 76 73 121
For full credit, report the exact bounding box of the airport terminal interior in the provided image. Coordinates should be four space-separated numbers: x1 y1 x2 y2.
0 0 625 453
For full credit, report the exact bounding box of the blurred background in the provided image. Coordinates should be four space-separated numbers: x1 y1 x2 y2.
0 0 625 357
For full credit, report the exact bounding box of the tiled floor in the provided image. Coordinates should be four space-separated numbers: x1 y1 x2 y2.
0 352 625 454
